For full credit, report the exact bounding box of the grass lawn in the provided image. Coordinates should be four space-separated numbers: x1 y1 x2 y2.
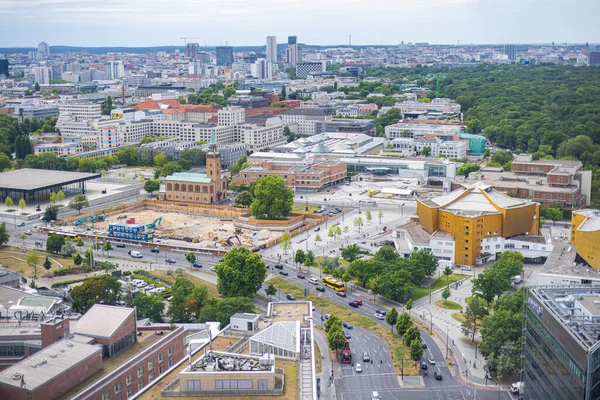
148 270 222 299
292 204 320 214
0 246 72 278
314 342 322 373
460 337 481 346
434 299 463 310
451 312 465 323
269 277 418 376
412 273 467 301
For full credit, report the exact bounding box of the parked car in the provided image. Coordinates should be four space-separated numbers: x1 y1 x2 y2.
279 271 289 276
349 301 359 308
363 352 370 362
323 314 330 320
115 243 125 248
316 286 325 292
336 291 347 297
375 308 388 316
165 258 176 264
355 363 363 373
286 294 296 301
274 264 284 269
342 321 353 329
24 230 32 235
210 266 215 271
434 371 442 381
297 274 305 279
374 313 385 320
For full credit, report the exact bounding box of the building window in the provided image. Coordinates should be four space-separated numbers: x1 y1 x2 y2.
126 374 133 385
168 358 173 367
159 352 164 363
148 359 154 369
149 371 154 381
137 366 144 378
102 391 110 400
159 366 164 374
138 380 144 390
495 245 501 249
168 346 173 356
115 382 122 394
187 380 201 391
167 183 172 190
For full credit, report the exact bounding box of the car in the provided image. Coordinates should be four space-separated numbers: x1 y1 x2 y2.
316 286 325 292
371 392 380 400
375 308 388 316
286 294 296 301
314 227 321 232
192 261 202 268
279 271 289 276
363 352 370 362
274 264 284 269
151 248 160 253
434 371 443 380
342 321 353 329
308 277 319 284
354 299 363 306
323 314 330 320
145 284 155 290
24 230 32 235
349 301 359 308
420 362 428 370
344 331 351 339
428 357 436 365
210 266 215 271
335 208 342 212
422 343 428 349
165 258 176 264
374 313 385 320
115 243 125 248
17 222 25 227
336 291 347 297
355 363 363 373
297 274 305 279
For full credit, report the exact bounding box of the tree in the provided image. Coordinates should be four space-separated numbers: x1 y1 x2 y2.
250 176 294 220
134 293 165 322
353 217 363 233
410 338 424 362
396 312 413 336
76 238 85 249
144 179 161 197
49 192 58 206
43 256 52 271
280 86 287 100
343 226 349 236
421 146 432 157
406 298 413 314
70 275 121 313
378 210 384 224
59 241 77 257
409 248 438 278
294 249 305 268
185 252 196 267
154 151 167 168
0 153 11 172
304 250 315 269
34 82 40 92
68 194 89 214
341 271 351 289
56 190 65 206
324 314 342 333
4 196 12 211
461 297 489 343
365 210 372 223
42 205 59 222
404 325 421 346
385 307 399 332
280 232 292 255
102 241 113 257
46 233 65 254
541 206 563 226
18 233 27 247
0 223 9 248
341 244 360 263
456 163 480 176
491 150 514 166
472 268 505 305
266 283 277 300
328 225 337 240
314 234 322 245
72 253 83 266
443 265 453 286
167 277 201 322
181 148 206 166
18 199 26 215
215 247 267 298
101 95 113 115
234 190 253 207
442 286 451 301
328 328 347 354
26 249 41 277
197 297 254 326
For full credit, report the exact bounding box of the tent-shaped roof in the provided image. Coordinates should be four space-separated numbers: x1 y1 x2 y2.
250 321 300 354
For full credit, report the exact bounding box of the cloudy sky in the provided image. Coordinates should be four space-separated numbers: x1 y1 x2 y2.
0 0 598 47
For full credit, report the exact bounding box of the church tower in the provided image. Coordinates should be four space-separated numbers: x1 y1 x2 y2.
206 132 221 181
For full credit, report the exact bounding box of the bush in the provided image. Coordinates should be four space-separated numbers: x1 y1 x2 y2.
131 273 172 298
51 277 88 288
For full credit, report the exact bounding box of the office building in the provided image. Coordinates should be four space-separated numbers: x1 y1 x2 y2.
185 43 199 58
217 106 245 126
236 123 286 153
589 52 600 65
215 46 234 66
0 59 8 79
104 61 125 80
31 66 50 85
571 209 600 269
295 61 325 78
524 287 600 400
226 95 270 109
504 44 516 61
266 36 278 63
15 105 59 121
286 36 300 67
251 58 273 79
281 107 332 136
37 42 49 57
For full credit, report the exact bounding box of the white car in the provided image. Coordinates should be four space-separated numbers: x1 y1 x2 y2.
428 357 436 365
355 363 363 373
374 313 385 320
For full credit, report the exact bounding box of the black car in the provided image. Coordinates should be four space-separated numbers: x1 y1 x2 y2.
434 372 442 380
422 342 428 349
297 274 305 279
192 261 202 268
274 264 284 270
115 243 126 248
151 248 160 253
375 308 388 316
316 286 325 292
286 294 296 300
166 258 176 264
279 271 289 276
349 301 359 308
420 362 428 370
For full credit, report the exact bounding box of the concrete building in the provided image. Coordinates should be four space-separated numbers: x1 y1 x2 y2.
37 42 49 57
343 156 458 180
275 132 384 158
31 67 50 85
571 209 600 269
251 58 273 80
230 313 260 333
0 59 8 80
281 108 332 137
216 46 234 66
295 61 325 78
97 127 120 149
286 36 300 67
266 36 278 63
226 95 270 109
385 122 465 139
185 43 199 58
504 44 517 61
15 105 59 121
104 61 125 80
217 106 245 126
524 287 600 400
236 122 286 153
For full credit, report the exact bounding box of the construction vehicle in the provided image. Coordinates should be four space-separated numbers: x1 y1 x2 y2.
117 215 127 219
74 214 105 226
341 339 352 364
145 217 162 229
234 227 242 234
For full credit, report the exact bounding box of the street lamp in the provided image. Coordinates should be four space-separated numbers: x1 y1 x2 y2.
446 325 449 358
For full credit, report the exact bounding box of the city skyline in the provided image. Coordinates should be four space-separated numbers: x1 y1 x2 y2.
1 0 599 47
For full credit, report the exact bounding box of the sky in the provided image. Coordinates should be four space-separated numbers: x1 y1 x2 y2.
0 0 598 47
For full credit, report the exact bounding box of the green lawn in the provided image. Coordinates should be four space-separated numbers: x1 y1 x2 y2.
412 273 467 301
435 299 463 310
292 204 320 214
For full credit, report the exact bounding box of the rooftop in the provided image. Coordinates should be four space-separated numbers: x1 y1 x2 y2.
463 167 580 194
0 169 101 191
164 172 212 184
573 209 600 232
71 304 135 339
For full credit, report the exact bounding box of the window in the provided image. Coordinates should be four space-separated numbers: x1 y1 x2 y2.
126 374 133 385
137 366 144 378
187 380 201 391
138 380 144 390
148 359 154 369
102 391 110 400
158 366 164 374
115 382 122 394
158 352 164 362
168 346 173 356
168 358 173 367
149 371 154 381
495 244 501 249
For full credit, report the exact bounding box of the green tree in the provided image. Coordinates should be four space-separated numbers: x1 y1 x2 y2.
72 253 83 266
18 233 27 248
385 307 399 332
461 297 489 343
167 277 201 322
325 314 342 333
280 86 287 100
456 163 480 176
102 241 113 257
396 312 413 336
280 232 292 255
304 250 315 269
234 190 253 207
491 150 514 166
4 196 12 211
134 293 165 322
266 283 277 300
0 223 9 247
34 82 40 92
154 151 167 168
409 248 438 278
197 297 254 326
314 234 322 245
250 176 294 219
70 275 121 313
215 247 267 297
353 216 363 233
26 249 41 277
46 233 65 254
421 146 432 157
472 268 506 305
294 249 306 268
442 286 451 301
76 238 85 249
42 205 59 222
68 194 89 214
541 206 563 226
181 148 206 166
410 338 424 362
42 255 51 271
101 95 114 115
365 210 372 223
144 179 161 197
404 325 421 346
0 153 11 172
378 210 384 224
56 190 65 206
18 198 26 215
59 241 77 257
443 265 453 286
406 298 413 314
341 244 361 263
328 328 347 355
185 252 196 267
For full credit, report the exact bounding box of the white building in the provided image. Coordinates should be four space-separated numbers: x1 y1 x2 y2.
218 106 245 126
295 61 326 78
266 36 278 63
37 42 49 57
236 123 286 153
104 61 125 80
281 108 332 137
438 141 467 159
251 58 273 80
31 66 51 84
249 321 300 360
385 123 465 139
116 120 153 144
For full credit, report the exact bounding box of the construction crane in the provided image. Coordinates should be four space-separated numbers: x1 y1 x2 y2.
181 37 202 45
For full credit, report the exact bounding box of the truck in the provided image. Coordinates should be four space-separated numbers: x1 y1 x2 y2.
511 381 524 395
341 339 352 364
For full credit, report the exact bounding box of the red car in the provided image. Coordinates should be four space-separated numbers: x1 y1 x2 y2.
336 291 347 297
354 299 363 305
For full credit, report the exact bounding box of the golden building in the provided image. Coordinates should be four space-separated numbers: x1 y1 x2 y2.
416 182 540 266
571 209 600 269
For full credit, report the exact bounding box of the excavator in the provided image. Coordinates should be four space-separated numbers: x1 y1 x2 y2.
145 217 162 229
74 214 105 226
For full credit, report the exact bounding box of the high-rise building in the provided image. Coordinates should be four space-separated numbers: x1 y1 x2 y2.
251 58 273 79
286 36 300 67
37 42 49 57
504 44 516 61
524 287 600 400
266 36 278 63
216 46 234 66
185 43 199 58
0 59 8 79
589 52 600 65
104 60 125 80
31 66 51 84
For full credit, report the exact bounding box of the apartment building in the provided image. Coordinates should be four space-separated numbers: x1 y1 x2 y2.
218 106 245 126
236 123 286 153
115 120 153 144
178 123 236 144
97 127 120 149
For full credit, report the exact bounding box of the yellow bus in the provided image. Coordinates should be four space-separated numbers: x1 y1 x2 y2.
323 276 345 291
48 231 80 242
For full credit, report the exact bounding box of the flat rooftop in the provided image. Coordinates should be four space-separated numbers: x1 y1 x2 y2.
574 209 600 232
464 168 579 194
71 305 134 339
270 302 311 323
0 169 101 191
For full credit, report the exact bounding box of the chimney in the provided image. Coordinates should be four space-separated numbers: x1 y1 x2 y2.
40 317 70 348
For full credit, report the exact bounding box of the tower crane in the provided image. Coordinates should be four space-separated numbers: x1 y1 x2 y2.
180 37 202 45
